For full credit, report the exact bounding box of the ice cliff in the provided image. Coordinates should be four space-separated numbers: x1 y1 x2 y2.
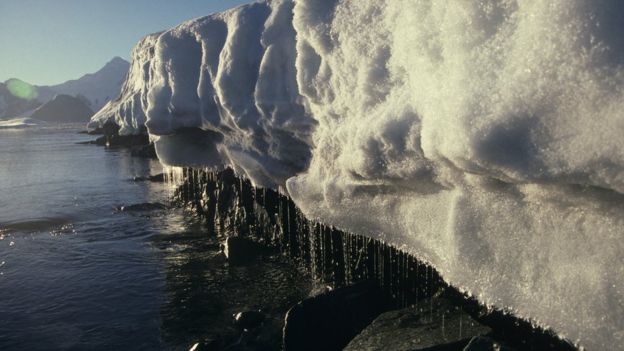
89 1 624 349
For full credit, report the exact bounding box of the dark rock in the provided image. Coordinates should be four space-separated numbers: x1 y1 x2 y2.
133 173 165 183
101 120 120 136
116 202 167 212
79 135 108 146
93 135 108 145
233 311 266 331
87 121 119 135
130 143 158 158
344 297 491 351
223 237 265 266
307 284 334 297
462 336 515 351
83 124 150 149
132 176 148 182
106 134 150 148
283 280 390 351
149 173 165 182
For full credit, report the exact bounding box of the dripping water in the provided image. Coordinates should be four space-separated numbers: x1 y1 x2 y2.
170 167 445 309
170 167 579 351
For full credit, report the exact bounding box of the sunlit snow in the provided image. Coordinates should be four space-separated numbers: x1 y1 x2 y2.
89 1 624 349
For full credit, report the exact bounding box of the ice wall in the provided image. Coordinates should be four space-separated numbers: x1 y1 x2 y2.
91 1 624 349
89 0 314 187
89 34 160 135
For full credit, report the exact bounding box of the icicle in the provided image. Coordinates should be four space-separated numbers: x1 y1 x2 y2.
429 295 434 323
166 167 461 327
416 262 419 302
459 310 463 338
309 221 316 278
442 313 445 338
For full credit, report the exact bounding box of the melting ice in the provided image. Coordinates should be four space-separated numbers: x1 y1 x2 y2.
89 0 624 349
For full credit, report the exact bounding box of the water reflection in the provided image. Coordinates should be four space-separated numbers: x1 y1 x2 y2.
153 212 312 350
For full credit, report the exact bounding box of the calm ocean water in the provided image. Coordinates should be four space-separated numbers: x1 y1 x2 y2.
0 125 309 350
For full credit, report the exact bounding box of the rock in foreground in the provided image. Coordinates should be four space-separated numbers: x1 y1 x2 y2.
283 280 390 351
233 310 266 331
223 237 265 266
463 336 514 351
344 297 491 351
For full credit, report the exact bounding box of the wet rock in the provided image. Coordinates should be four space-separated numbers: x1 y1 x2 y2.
83 132 149 148
132 175 149 182
79 135 107 145
344 297 491 351
307 284 334 297
223 237 264 266
233 311 266 331
116 202 167 212
462 336 514 351
130 143 157 158
87 120 120 136
107 134 150 148
149 173 165 182
283 280 390 351
101 120 121 136
133 173 165 183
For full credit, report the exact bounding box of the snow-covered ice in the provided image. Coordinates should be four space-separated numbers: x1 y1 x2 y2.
90 1 624 349
89 1 314 187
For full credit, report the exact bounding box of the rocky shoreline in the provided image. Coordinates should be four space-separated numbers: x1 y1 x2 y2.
81 121 157 158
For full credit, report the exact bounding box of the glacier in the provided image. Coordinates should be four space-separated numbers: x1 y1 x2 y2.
89 0 624 349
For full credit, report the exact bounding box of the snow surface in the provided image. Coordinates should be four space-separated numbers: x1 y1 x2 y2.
90 1 624 349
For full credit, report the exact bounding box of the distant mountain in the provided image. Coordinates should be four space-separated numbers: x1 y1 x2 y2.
30 94 93 123
37 57 130 111
0 80 41 118
0 57 129 120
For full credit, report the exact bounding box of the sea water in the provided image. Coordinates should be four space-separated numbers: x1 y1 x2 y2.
0 125 309 350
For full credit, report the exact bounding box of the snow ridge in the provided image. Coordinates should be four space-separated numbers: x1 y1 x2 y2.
90 1 624 349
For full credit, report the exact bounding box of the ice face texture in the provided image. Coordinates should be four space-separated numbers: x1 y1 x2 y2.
89 1 314 187
90 1 624 349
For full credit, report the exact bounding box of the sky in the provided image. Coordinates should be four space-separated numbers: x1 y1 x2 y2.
0 0 252 85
